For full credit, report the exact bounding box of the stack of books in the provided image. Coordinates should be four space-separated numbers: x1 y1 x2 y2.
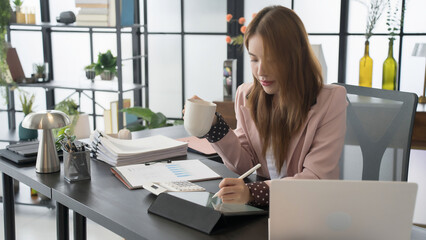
75 0 111 26
90 130 188 166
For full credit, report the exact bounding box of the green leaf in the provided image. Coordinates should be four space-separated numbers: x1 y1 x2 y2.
120 107 154 122
126 123 146 132
149 112 167 129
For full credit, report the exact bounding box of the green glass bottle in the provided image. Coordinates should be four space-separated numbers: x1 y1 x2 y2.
359 40 373 88
382 39 397 90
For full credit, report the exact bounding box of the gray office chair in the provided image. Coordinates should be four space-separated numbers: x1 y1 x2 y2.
335 83 418 181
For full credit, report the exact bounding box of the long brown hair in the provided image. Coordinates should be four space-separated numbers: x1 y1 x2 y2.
244 6 323 174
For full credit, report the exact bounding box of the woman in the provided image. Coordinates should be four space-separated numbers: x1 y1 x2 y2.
193 5 347 206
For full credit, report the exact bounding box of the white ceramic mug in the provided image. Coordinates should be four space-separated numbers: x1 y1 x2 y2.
184 99 217 137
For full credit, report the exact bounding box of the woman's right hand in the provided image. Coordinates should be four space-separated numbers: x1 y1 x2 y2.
182 95 218 126
182 95 202 118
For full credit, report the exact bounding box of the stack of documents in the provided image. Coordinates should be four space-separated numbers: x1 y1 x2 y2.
90 130 188 166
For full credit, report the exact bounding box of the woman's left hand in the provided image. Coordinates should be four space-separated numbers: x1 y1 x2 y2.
216 178 253 204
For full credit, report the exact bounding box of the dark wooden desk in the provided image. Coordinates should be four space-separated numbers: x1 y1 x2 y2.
0 125 267 240
52 158 268 240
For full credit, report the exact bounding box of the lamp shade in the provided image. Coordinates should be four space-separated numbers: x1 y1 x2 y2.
22 110 70 130
412 43 426 57
21 110 70 173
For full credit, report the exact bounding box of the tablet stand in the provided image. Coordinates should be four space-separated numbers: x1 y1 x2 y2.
148 192 225 234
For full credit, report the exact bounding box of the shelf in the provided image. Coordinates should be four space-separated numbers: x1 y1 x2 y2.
9 23 146 31
16 80 146 93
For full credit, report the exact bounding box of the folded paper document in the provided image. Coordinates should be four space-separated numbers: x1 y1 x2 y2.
90 130 188 166
176 136 216 156
111 159 221 189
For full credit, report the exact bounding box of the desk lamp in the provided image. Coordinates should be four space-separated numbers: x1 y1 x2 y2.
412 43 426 104
22 110 70 173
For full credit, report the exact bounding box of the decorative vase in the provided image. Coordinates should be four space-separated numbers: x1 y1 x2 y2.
100 70 114 80
382 39 397 90
19 121 38 141
85 69 96 82
16 6 26 24
359 40 373 88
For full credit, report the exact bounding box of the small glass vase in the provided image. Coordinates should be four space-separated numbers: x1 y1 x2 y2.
382 39 397 90
16 6 26 24
359 40 373 88
85 68 96 82
32 62 49 82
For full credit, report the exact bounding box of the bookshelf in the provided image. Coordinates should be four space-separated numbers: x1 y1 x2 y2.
4 0 148 137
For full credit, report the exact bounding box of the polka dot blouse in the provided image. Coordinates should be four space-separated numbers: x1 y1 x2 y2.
203 113 270 207
246 182 270 207
203 112 230 143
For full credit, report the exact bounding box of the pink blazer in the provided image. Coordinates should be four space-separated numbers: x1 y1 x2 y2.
212 82 348 180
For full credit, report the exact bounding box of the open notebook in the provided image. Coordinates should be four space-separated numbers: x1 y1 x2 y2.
111 159 221 189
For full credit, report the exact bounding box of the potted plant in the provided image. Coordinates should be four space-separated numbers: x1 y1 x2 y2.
120 107 182 132
13 0 25 24
18 91 38 140
0 0 14 104
94 50 117 80
55 99 90 140
84 63 96 81
32 63 48 82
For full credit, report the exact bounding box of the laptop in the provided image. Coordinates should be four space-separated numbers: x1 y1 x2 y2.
269 179 418 240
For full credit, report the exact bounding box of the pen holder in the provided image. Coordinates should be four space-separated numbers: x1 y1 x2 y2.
63 149 91 183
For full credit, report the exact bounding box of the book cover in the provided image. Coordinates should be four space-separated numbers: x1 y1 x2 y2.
6 47 26 82
110 99 131 133
75 20 109 26
76 14 108 21
223 59 237 101
121 0 134 26
108 0 116 26
75 0 108 3
76 3 108 8
78 8 109 15
103 109 112 134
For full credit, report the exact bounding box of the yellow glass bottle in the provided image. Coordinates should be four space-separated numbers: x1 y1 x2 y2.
382 39 397 90
359 40 373 88
31 188 37 196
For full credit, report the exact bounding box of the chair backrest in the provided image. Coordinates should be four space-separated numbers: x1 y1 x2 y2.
334 83 418 181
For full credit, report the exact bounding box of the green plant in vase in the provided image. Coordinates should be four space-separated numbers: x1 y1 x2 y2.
19 91 38 141
359 0 387 88
120 107 182 132
382 0 405 91
13 0 25 24
94 50 117 80
54 98 80 140
33 63 47 82
84 63 96 81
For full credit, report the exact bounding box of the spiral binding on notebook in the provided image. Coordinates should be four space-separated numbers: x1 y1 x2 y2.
88 130 188 167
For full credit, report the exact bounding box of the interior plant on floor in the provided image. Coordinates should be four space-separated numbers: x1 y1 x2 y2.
120 107 182 132
0 0 15 105
19 91 38 141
